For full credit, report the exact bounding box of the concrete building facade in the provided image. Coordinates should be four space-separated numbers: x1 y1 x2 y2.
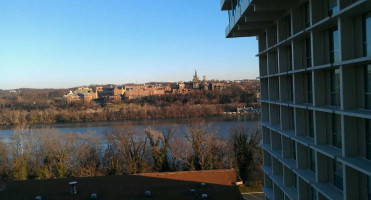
221 0 371 200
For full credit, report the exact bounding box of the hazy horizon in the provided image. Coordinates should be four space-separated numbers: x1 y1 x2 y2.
0 1 259 90
1 76 259 90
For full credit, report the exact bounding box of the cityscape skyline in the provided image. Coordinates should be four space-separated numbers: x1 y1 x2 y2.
0 1 259 90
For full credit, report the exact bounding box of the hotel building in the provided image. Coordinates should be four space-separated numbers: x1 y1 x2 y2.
221 0 371 199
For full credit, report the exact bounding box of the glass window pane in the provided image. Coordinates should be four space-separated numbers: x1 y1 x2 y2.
333 160 343 190
308 73 313 103
309 110 314 137
332 114 342 148
331 68 340 106
367 65 371 93
311 187 317 200
364 13 371 56
310 149 316 172
333 30 340 62
328 0 338 16
366 65 371 109
329 27 340 63
368 176 371 200
366 94 371 110
367 120 371 160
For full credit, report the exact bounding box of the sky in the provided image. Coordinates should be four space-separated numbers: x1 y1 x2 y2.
0 0 259 89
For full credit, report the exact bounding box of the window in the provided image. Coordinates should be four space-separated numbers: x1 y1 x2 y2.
365 65 371 109
277 133 282 152
293 174 297 189
331 68 340 106
287 46 293 70
363 12 371 56
307 73 313 103
333 160 343 190
310 149 316 172
291 107 295 130
308 110 314 138
332 114 342 149
288 75 293 102
290 140 296 159
311 187 317 200
285 15 292 37
306 38 312 67
368 176 371 200
303 2 310 28
329 27 340 63
328 0 338 16
367 119 371 160
288 107 295 130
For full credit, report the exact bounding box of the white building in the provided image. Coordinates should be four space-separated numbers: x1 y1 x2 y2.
221 0 371 199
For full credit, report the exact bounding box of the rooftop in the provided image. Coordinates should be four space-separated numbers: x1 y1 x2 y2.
0 169 242 200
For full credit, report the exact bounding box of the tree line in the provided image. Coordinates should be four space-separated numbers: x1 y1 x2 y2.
0 124 262 187
0 85 259 126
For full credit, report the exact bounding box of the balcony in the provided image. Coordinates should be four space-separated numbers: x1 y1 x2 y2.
221 0 294 38
220 0 232 11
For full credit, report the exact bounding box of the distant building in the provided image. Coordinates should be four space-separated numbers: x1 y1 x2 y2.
210 82 231 91
192 70 200 89
124 85 165 99
96 86 125 98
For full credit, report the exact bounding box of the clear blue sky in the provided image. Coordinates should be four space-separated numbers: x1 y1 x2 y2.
0 0 259 89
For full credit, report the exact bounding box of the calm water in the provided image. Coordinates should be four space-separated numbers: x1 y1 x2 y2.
0 115 258 140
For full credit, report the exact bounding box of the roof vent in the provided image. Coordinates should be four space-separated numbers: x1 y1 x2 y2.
201 193 208 199
201 182 206 187
90 193 97 199
145 190 151 196
69 181 78 195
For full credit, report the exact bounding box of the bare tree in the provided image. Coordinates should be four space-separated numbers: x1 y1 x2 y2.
8 125 31 180
145 126 176 172
68 132 102 177
185 123 225 170
104 127 148 174
0 139 9 179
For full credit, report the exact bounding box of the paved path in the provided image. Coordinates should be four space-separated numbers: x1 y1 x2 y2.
242 192 265 200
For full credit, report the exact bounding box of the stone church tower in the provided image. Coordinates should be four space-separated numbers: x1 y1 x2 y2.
192 70 200 89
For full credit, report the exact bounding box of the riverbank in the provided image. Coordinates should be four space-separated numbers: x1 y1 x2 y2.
0 103 260 127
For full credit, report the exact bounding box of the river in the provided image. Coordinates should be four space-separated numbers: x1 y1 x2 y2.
0 115 259 140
